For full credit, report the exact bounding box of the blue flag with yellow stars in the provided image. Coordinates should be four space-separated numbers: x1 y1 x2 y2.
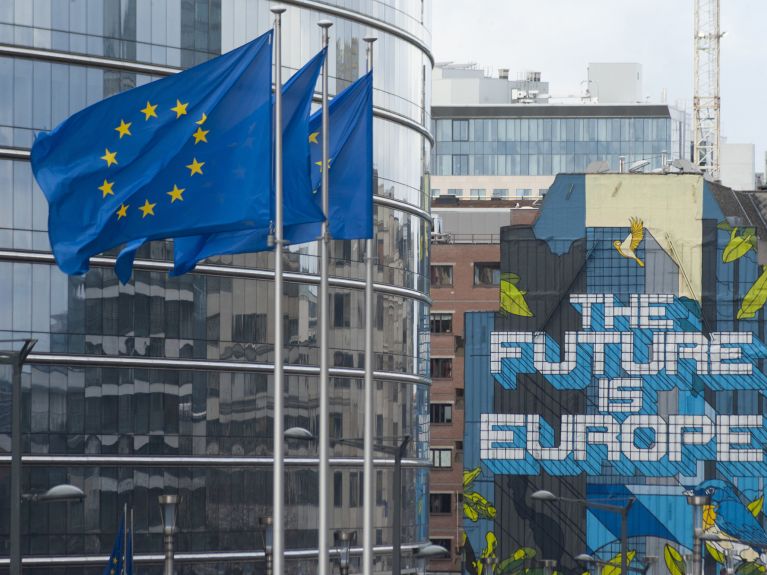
170 69 373 275
31 30 273 275
102 515 124 575
169 48 328 277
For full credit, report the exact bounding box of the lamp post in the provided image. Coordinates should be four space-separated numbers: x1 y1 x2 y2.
532 490 635 575
685 492 710 575
541 559 557 575
260 516 274 575
334 530 356 575
21 484 85 502
158 494 179 575
1 338 37 575
576 553 653 575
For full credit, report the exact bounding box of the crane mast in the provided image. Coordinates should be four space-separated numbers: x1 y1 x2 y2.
693 0 721 180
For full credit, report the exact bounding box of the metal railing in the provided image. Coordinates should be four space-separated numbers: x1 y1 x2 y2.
431 232 501 244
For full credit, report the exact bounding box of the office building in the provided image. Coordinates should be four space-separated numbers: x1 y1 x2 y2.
431 63 691 201
0 1 431 572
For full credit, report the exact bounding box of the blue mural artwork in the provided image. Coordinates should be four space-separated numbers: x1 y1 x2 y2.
463 174 767 575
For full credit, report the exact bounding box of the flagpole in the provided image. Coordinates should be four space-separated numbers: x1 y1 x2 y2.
122 502 127 575
362 35 377 575
130 506 134 575
271 6 287 575
317 18 333 575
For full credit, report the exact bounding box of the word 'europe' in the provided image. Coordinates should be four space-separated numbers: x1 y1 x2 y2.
480 294 767 476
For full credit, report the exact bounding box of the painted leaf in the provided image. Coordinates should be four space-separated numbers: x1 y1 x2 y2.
737 266 767 320
475 531 498 575
664 544 686 575
500 277 534 317
706 542 725 564
723 229 755 263
464 501 479 522
748 495 764 517
703 504 717 529
736 562 767 575
497 547 537 575
718 220 734 232
464 490 497 521
601 550 636 575
464 467 482 489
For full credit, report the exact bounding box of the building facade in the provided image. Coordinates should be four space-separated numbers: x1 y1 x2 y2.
0 1 432 572
463 174 767 575
427 202 538 573
431 104 691 201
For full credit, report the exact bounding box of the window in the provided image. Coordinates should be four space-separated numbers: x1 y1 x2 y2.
515 188 533 197
429 493 453 514
333 293 351 327
431 358 453 379
447 188 462 196
492 188 509 198
430 448 452 468
431 188 440 197
431 538 452 554
470 188 486 199
452 120 468 141
430 265 453 288
474 262 501 286
430 312 453 333
376 470 384 505
334 471 343 508
538 188 549 197
349 471 363 507
452 154 468 175
430 403 453 424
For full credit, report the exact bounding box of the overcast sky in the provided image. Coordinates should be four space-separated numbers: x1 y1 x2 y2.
431 0 766 171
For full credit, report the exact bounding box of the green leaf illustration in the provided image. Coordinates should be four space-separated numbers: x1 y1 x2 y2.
664 544 686 575
748 495 764 517
706 542 725 564
500 273 534 317
723 228 756 263
497 547 537 575
718 220 734 232
737 266 767 319
735 562 766 575
601 550 636 575
464 490 497 522
464 467 482 490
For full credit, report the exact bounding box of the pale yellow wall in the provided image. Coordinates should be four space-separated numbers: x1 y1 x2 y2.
585 174 705 300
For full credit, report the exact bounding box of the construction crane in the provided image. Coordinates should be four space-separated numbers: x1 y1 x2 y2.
693 0 722 180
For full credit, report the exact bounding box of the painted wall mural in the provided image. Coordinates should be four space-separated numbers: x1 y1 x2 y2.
464 174 767 575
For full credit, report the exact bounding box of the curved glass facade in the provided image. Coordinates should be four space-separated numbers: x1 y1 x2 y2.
0 0 432 572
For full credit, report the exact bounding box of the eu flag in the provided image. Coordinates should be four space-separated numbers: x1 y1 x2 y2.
171 48 328 276
171 70 373 275
31 30 273 275
102 515 124 575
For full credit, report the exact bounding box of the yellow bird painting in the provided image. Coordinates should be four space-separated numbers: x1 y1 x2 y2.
613 217 645 267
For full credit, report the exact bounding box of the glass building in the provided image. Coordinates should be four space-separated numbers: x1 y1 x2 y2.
0 1 432 573
431 104 691 199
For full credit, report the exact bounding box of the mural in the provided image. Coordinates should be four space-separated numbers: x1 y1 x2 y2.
464 174 767 575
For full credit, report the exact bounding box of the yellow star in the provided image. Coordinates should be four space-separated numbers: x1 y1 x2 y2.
139 199 156 218
192 126 209 144
170 99 189 118
101 148 118 167
167 184 185 203
308 131 319 144
315 159 332 172
98 179 114 198
116 203 129 219
140 101 158 120
186 158 205 176
115 119 132 138
195 113 207 125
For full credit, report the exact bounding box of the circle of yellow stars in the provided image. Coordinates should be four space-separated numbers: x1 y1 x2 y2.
98 98 209 222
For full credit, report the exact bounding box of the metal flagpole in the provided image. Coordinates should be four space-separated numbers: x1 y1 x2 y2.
317 18 333 575
122 502 127 574
271 6 287 575
362 35 377 575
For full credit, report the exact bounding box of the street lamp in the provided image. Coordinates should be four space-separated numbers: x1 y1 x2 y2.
576 552 653 575
2 338 37 575
158 494 179 575
414 543 450 559
532 490 635 575
334 530 356 575
685 491 711 575
261 516 274 575
541 559 557 575
284 426 315 441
